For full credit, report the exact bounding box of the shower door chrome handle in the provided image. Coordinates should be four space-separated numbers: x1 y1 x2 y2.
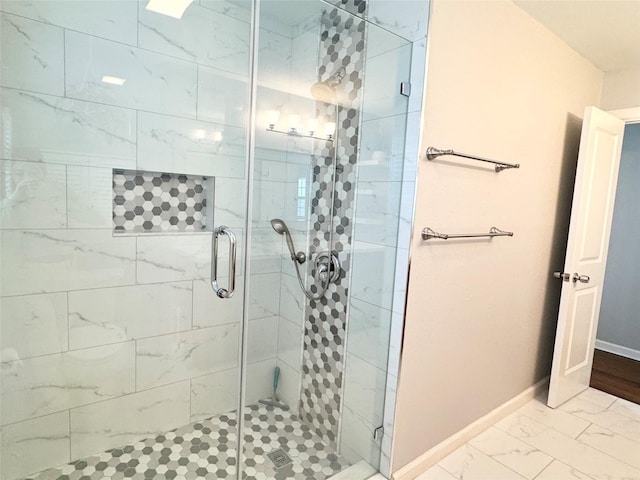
211 225 237 298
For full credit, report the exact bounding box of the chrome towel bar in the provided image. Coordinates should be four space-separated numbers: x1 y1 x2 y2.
426 146 520 172
422 226 513 241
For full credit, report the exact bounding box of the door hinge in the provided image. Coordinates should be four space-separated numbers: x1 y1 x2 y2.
400 82 411 97
373 425 384 440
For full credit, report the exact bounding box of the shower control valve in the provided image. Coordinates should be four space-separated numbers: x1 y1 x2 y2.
314 252 340 284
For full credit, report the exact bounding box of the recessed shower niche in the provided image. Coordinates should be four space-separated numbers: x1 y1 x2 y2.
112 169 214 234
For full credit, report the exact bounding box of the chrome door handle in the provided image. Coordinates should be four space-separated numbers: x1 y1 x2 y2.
553 272 571 282
211 226 237 298
572 273 590 284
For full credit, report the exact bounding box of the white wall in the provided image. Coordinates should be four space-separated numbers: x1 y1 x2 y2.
391 0 602 472
597 123 640 356
601 66 640 111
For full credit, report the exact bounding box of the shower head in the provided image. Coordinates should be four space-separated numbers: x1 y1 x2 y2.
310 67 346 102
270 218 306 264
310 83 336 103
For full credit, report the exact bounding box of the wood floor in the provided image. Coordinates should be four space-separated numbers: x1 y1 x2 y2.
590 349 640 405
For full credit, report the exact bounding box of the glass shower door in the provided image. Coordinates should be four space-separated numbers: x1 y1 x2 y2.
0 1 252 478
0 0 418 478
240 2 349 477
241 1 413 479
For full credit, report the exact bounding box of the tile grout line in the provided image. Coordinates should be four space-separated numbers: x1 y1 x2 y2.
195 66 199 120
574 419 593 439
134 235 138 287
501 408 640 478
67 408 72 464
191 280 195 330
573 429 640 472
134 338 138 393
1 370 245 430
66 291 70 353
135 109 139 170
530 460 558 480
0 301 258 349
566 400 640 439
467 430 555 480
62 28 66 98
64 163 69 229
435 434 527 480
1 85 247 131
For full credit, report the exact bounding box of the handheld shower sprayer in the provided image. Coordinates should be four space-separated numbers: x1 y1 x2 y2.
270 219 306 264
270 218 339 301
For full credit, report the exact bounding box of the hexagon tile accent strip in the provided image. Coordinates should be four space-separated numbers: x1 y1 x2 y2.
300 2 366 448
332 0 367 16
113 170 208 234
26 404 349 480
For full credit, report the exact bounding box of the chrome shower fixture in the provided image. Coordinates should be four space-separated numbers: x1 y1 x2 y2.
270 218 306 264
310 67 346 103
270 218 340 300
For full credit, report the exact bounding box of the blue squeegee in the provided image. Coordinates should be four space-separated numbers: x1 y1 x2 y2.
259 366 288 409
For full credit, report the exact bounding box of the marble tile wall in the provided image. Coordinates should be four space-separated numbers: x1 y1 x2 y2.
378 36 427 477
244 0 344 418
298 4 368 449
252 0 427 474
331 0 429 42
0 1 428 478
0 1 289 479
341 12 428 478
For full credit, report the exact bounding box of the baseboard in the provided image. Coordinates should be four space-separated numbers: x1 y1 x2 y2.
595 340 640 361
391 376 549 480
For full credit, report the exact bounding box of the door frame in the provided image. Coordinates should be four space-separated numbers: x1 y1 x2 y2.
609 107 640 123
588 105 640 361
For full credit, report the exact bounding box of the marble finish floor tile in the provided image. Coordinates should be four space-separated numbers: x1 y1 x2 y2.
438 444 526 479
414 465 457 480
26 404 350 480
417 388 640 480
468 426 552 479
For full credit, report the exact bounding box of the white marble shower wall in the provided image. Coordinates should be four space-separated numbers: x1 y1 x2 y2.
340 31 410 468
0 1 290 478
341 0 429 475
249 9 322 411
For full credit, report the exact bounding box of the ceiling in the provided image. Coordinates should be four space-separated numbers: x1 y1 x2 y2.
248 0 640 72
514 0 640 72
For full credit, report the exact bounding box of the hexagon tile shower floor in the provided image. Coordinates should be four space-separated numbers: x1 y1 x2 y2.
25 404 350 480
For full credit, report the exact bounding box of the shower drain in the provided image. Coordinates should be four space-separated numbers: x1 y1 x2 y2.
266 448 293 469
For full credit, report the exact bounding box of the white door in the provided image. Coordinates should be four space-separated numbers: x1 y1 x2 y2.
547 106 625 408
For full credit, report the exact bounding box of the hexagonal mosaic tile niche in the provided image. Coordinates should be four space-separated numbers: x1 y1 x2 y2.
113 170 212 234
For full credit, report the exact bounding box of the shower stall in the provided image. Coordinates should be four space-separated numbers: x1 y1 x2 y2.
0 0 428 478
